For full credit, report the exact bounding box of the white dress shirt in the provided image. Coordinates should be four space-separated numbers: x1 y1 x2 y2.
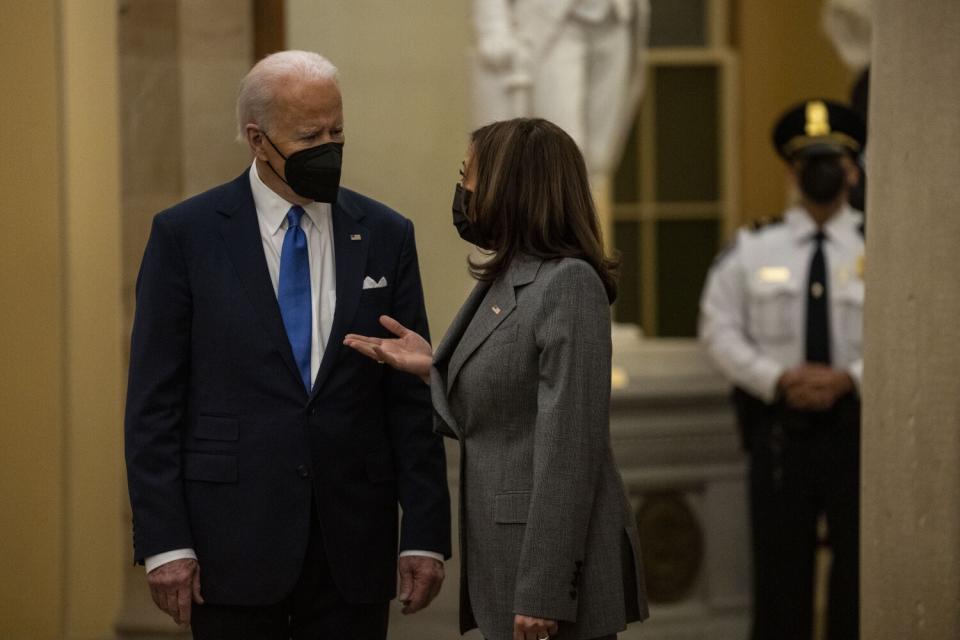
250 161 337 383
145 163 441 572
699 205 865 404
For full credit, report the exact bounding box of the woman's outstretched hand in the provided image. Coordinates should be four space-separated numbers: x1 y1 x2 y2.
344 316 433 384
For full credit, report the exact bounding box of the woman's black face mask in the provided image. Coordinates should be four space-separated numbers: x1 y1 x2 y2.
452 183 491 249
264 132 343 203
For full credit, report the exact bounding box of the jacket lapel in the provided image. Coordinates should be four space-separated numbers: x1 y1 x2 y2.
445 277 516 394
433 281 491 366
430 368 461 440
309 199 368 399
216 173 304 392
444 254 544 394
430 281 491 440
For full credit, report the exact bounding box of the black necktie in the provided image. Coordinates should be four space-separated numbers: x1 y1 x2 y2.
805 231 831 364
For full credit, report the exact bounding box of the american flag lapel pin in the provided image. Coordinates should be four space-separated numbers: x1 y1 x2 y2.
350 234 362 241
492 305 501 315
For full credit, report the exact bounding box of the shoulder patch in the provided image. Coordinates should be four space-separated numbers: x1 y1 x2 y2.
748 215 784 233
712 236 738 267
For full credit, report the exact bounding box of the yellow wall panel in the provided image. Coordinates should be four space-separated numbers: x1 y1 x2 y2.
737 0 854 222
0 1 66 637
0 1 124 637
60 0 124 636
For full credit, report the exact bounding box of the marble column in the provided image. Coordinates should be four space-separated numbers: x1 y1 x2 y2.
861 1 960 637
115 1 252 637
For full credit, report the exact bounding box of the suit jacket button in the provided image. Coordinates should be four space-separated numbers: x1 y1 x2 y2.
297 464 310 478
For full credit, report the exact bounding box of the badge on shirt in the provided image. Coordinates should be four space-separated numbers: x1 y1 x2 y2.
757 266 791 283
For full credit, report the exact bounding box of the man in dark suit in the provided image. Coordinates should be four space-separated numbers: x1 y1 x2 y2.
124 50 451 639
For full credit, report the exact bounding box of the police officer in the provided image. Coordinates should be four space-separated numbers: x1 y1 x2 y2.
699 100 866 640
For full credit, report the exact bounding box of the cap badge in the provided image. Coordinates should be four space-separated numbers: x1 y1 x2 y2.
805 100 831 137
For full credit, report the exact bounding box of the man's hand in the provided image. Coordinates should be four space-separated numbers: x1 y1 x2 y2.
147 558 203 626
397 556 444 615
513 614 559 640
779 364 854 411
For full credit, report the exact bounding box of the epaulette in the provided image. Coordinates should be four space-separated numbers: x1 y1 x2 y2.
748 215 784 232
711 216 783 268
712 238 737 267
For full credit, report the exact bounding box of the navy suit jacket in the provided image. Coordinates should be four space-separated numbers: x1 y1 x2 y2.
124 171 451 606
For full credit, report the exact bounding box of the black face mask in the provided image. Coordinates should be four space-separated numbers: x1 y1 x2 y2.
799 154 847 204
452 183 491 249
264 133 343 203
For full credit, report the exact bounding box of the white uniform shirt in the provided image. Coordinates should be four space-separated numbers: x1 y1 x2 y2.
699 205 865 404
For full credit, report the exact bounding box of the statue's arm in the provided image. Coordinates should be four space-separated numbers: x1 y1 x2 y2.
473 0 516 69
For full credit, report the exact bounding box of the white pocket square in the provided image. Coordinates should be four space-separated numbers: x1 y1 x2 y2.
362 276 388 290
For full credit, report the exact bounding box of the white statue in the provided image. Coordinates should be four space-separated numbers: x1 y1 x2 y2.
471 0 651 176
822 0 872 71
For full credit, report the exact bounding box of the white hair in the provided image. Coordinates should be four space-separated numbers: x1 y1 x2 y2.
236 50 339 140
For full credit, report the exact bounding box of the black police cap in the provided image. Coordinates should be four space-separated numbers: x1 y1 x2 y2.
772 99 866 160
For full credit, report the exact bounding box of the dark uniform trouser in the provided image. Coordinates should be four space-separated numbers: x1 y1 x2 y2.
749 395 860 640
190 515 390 640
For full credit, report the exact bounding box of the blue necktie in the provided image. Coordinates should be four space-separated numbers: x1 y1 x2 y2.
278 205 312 391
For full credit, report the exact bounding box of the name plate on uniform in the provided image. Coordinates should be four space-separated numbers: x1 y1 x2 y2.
757 266 791 283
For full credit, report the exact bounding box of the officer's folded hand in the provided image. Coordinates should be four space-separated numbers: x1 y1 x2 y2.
780 364 854 411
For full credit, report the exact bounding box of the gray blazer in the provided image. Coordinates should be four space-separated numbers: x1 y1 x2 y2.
431 255 649 640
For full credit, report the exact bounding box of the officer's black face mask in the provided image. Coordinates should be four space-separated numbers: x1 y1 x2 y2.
452 183 491 249
798 154 847 204
264 132 343 203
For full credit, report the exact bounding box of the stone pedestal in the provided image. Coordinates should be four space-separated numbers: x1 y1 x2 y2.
610 327 750 640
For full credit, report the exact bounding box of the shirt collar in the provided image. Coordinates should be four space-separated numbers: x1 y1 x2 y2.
785 203 861 245
248 162 330 236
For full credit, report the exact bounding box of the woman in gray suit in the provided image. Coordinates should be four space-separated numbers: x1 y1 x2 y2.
345 118 647 640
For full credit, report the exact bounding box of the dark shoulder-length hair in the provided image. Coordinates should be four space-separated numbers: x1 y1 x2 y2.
467 117 620 302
